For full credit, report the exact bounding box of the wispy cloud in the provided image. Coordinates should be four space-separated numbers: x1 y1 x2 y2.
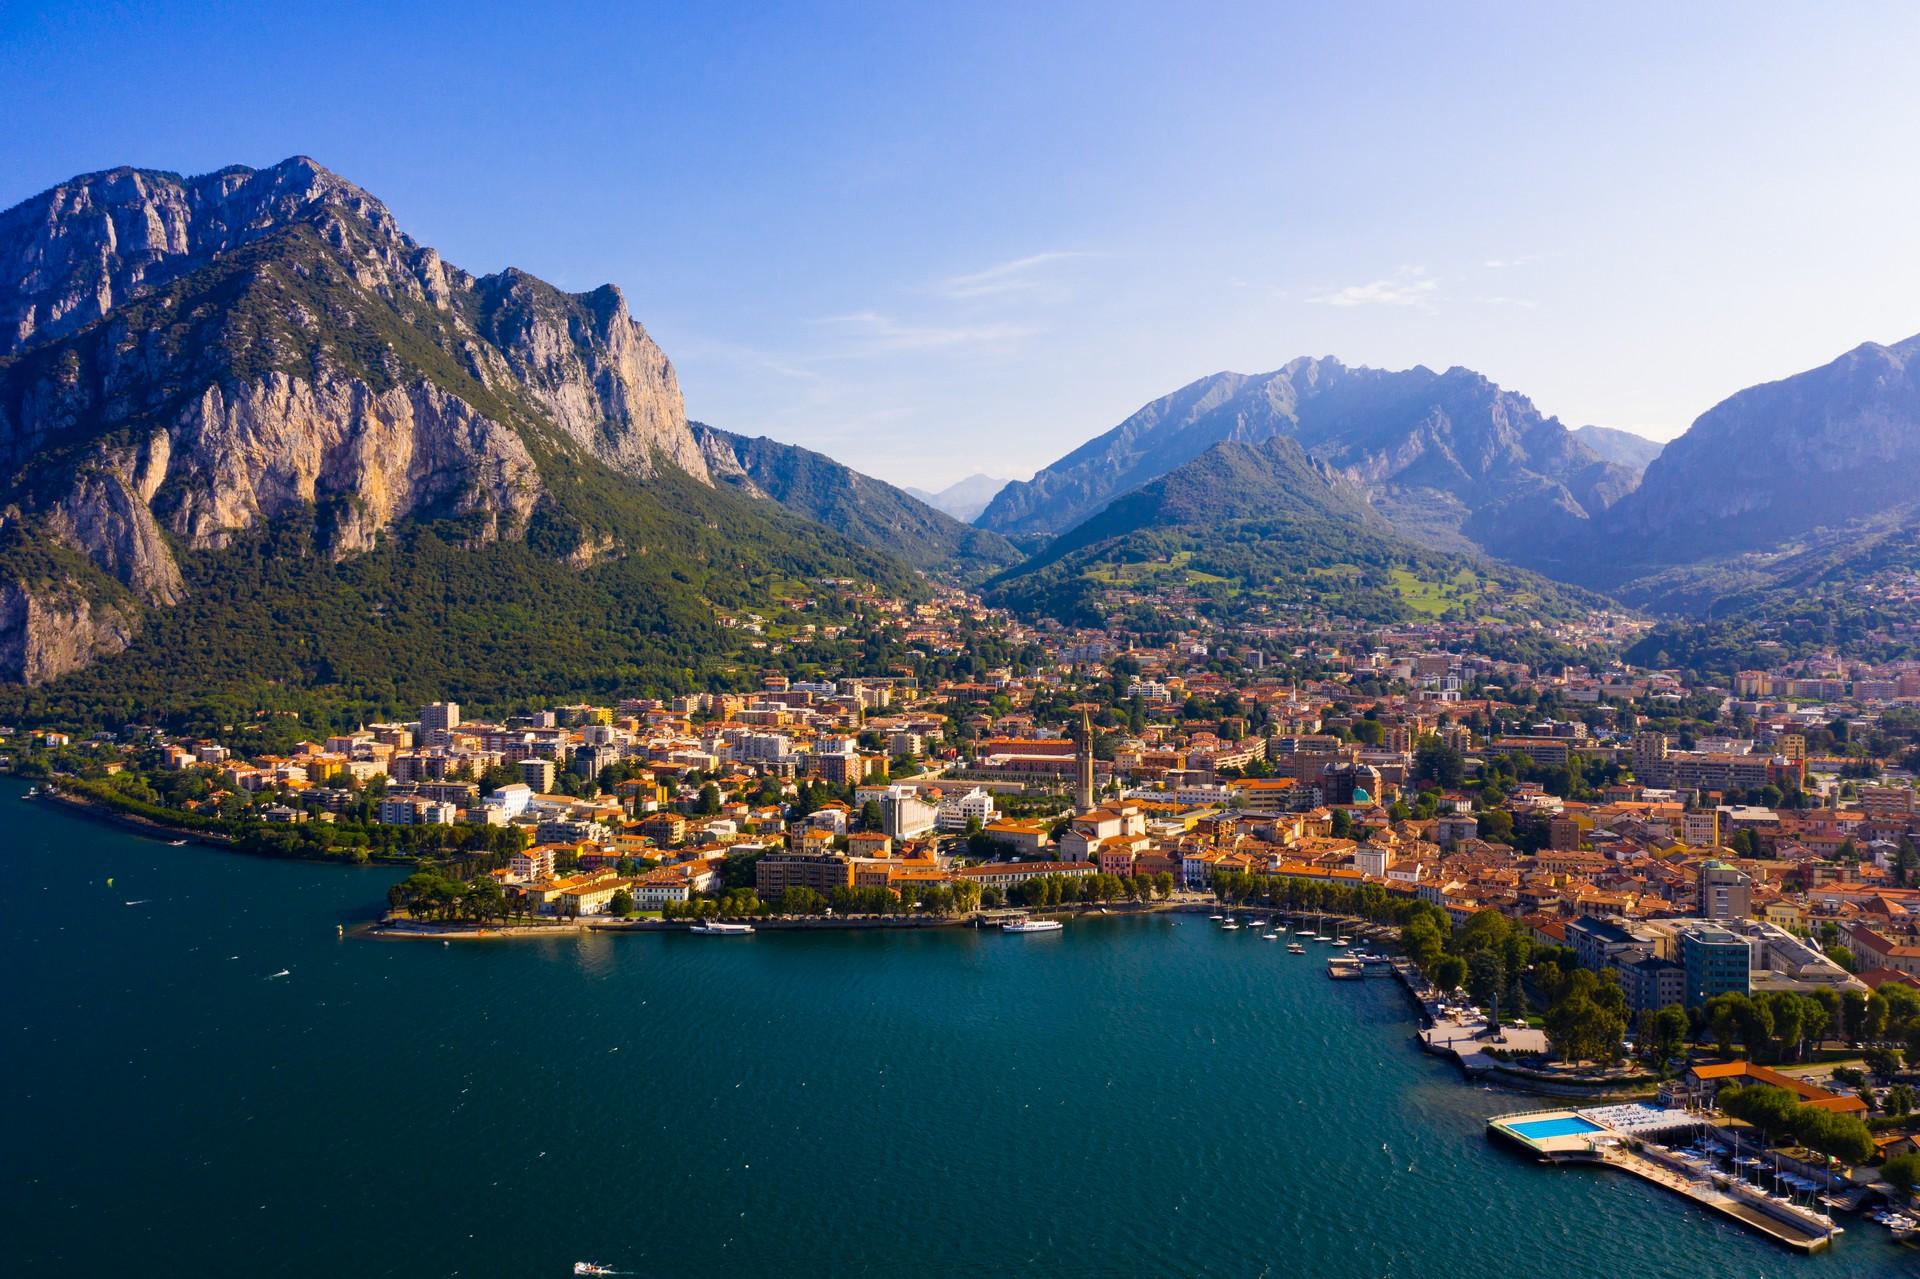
1483 254 1541 269
936 250 1095 300
1481 295 1539 309
813 310 1039 354
1309 268 1438 309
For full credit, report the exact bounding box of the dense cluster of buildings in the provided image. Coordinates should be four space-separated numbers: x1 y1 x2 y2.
17 588 1920 1021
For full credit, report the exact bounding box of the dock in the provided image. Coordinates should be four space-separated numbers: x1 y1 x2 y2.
1487 1107 1843 1254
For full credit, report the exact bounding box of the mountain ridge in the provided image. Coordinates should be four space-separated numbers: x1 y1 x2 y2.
975 356 1639 572
691 424 1021 579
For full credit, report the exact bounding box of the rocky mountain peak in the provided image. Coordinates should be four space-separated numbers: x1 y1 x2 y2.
0 156 445 355
0 156 713 682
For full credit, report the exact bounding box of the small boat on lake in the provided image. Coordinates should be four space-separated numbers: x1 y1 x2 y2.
689 921 755 935
1287 941 1307 954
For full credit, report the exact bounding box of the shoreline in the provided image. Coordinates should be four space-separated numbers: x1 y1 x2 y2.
368 897 1207 940
25 778 1658 1106
34 784 237 849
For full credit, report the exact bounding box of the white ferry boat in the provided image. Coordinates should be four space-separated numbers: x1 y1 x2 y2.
1002 918 1063 934
688 921 755 935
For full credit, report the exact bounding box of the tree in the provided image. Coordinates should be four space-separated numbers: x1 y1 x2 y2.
1639 1004 1690 1076
462 876 507 923
1884 1152 1920 1196
1430 954 1467 993
1824 945 1858 974
1718 1083 1801 1139
1415 740 1465 787
1544 969 1627 1065
608 888 634 917
1466 950 1503 1008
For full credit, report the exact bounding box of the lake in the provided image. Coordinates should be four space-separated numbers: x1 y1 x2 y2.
2 778 1907 1277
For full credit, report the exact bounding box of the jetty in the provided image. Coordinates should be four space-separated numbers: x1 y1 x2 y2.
1487 1107 1843 1253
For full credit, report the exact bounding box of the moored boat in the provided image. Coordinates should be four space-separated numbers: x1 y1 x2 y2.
1002 917 1063 933
688 921 755 935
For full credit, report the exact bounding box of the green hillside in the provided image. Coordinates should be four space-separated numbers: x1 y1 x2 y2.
987 438 1602 628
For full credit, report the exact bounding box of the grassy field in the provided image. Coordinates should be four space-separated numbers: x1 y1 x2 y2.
1389 567 1482 616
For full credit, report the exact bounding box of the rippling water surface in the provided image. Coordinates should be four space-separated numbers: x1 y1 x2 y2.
3 778 1908 1277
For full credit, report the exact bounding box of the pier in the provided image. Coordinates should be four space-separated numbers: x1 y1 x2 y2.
1487 1108 1843 1254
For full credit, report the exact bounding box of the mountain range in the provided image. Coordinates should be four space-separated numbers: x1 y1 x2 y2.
1570 425 1663 473
975 358 1641 569
978 334 1920 629
905 473 1009 523
5 155 1920 703
984 435 1598 629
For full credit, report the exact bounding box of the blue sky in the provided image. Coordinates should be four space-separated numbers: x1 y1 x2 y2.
5 2 1919 487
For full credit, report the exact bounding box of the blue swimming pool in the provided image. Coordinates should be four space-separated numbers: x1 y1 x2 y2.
1506 1115 1605 1140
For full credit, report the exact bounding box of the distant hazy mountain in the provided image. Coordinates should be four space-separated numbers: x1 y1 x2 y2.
1591 332 1920 590
986 436 1597 628
1570 425 1663 474
0 158 911 693
692 426 1021 579
904 473 1009 523
975 358 1638 570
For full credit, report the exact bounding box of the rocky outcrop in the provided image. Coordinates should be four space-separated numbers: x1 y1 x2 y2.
0 579 138 685
471 272 706 481
165 374 542 553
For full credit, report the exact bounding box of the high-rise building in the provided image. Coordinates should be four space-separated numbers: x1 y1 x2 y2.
420 701 462 734
519 757 556 793
1681 926 1751 1007
881 787 938 840
1631 730 1669 779
1697 860 1752 921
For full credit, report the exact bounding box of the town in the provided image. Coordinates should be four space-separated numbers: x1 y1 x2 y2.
10 586 1920 1243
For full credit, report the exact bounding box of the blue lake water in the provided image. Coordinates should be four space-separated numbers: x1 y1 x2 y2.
2 777 1909 1277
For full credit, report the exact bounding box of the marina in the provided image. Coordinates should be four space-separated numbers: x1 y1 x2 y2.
1487 1106 1847 1254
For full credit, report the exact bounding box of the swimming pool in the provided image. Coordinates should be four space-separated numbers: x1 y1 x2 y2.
1504 1115 1605 1140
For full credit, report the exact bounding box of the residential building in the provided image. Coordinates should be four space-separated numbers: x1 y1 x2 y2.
1681 926 1751 1007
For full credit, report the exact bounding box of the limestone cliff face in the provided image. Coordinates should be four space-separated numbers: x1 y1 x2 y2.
470 271 707 481
0 156 711 682
0 580 138 685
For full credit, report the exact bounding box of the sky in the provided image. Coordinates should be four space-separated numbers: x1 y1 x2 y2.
5 2 1919 489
